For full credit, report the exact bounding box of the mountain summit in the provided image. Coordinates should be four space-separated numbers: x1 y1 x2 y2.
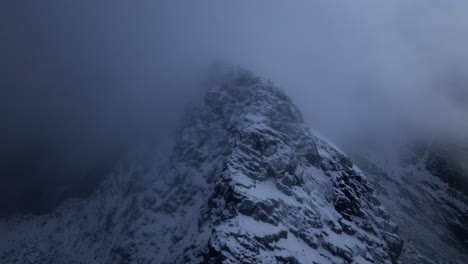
0 69 402 263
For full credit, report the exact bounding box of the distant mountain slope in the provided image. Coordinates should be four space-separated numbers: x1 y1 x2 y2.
353 145 468 264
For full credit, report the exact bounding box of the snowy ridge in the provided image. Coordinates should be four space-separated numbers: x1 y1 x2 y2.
0 69 402 263
354 147 468 264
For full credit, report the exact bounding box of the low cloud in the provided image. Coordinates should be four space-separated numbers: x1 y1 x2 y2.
1 1 467 215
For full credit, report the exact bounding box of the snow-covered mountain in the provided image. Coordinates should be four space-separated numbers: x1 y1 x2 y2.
2 68 464 264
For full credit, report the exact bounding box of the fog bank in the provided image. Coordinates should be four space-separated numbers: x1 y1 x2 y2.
1 1 467 215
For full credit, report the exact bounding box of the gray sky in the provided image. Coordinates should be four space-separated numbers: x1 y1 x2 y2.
1 1 468 215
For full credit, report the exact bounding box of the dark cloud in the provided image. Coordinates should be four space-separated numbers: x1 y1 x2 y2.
1 1 467 215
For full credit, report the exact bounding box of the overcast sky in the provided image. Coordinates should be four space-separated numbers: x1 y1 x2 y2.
1 1 468 215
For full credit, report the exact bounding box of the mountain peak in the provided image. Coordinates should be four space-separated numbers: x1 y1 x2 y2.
162 69 403 263
0 69 402 264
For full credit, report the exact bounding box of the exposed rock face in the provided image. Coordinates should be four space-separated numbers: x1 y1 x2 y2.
0 69 402 263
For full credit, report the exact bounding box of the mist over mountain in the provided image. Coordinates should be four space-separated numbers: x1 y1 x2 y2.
1 4 467 261
1 65 467 263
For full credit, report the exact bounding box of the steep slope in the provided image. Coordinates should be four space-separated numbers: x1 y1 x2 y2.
353 146 468 264
0 69 402 264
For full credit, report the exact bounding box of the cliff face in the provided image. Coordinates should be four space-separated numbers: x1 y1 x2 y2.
0 69 402 263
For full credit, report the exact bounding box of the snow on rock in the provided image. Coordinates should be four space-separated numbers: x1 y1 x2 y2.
0 68 402 264
354 146 468 264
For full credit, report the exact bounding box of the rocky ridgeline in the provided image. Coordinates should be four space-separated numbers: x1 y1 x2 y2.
0 69 402 264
